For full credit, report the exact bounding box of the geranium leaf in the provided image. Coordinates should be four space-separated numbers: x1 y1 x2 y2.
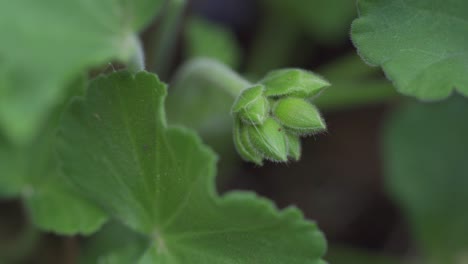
0 0 163 144
352 0 468 100
58 71 327 263
384 96 468 262
0 78 108 235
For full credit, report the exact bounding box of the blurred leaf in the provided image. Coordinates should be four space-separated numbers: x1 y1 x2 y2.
79 222 149 264
0 0 163 144
0 78 108 235
314 54 398 111
352 0 468 100
262 0 356 42
185 16 241 69
58 71 327 263
384 96 468 263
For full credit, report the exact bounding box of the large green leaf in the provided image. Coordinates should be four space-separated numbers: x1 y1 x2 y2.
384 96 468 263
58 71 327 263
352 0 468 100
0 0 163 144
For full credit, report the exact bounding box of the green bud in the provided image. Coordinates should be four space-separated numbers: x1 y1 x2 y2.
232 85 269 124
233 120 263 165
286 133 301 161
247 118 288 162
260 69 330 98
273 97 326 135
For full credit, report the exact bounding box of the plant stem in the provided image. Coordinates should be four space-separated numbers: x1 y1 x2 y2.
127 35 145 72
170 58 252 98
151 0 187 79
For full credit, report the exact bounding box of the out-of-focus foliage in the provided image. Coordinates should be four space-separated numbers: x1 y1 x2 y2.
261 0 356 43
0 78 107 235
0 0 164 144
352 0 468 100
79 222 149 264
385 96 468 263
315 54 398 111
185 16 242 68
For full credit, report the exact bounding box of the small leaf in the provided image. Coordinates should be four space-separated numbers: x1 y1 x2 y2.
352 0 468 100
233 120 263 165
247 118 288 162
274 97 326 134
261 69 330 98
58 71 327 263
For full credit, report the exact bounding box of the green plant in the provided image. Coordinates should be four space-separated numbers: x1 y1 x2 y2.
1 0 467 263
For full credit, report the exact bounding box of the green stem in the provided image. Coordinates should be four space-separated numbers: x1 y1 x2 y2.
170 58 252 98
127 36 145 72
151 0 187 79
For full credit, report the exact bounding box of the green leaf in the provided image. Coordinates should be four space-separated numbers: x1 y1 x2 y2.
384 96 468 263
0 79 108 235
352 0 468 100
0 0 163 144
79 222 149 264
0 132 107 235
185 16 242 68
58 71 327 263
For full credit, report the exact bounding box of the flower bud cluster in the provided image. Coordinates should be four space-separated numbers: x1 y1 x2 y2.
232 69 329 165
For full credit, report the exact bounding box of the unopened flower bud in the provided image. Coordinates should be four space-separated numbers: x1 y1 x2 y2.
233 120 263 165
260 69 330 98
247 118 288 162
232 85 269 124
286 133 301 161
273 97 326 135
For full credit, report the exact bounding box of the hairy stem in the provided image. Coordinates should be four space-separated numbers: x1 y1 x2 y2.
170 58 252 98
